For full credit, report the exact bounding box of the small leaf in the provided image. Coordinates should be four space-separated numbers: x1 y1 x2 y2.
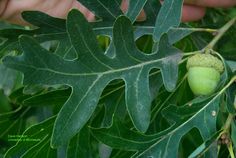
0 107 28 140
153 0 183 41
78 0 123 21
126 0 148 23
0 64 22 95
4 116 56 158
66 126 94 158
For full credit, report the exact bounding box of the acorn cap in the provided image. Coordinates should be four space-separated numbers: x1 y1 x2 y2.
186 53 224 74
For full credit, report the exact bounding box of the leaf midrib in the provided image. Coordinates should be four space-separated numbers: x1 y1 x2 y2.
11 54 178 76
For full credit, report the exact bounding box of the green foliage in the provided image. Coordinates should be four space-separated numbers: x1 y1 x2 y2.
0 0 236 157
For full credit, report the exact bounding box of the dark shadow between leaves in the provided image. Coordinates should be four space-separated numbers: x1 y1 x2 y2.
178 127 203 158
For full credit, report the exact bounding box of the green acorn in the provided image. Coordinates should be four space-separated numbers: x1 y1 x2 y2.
186 53 224 96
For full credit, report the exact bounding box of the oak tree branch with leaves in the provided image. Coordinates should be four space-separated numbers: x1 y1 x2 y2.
0 0 236 158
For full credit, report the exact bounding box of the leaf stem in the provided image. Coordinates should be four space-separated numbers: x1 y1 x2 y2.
183 50 203 56
219 76 236 98
234 95 236 110
224 96 236 157
175 27 218 33
182 17 236 57
206 17 236 49
228 142 235 158
188 28 218 33
223 114 234 133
